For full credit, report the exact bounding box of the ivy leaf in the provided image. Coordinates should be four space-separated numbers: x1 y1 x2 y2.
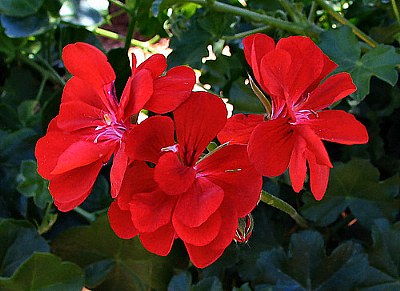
16 160 52 209
360 219 400 289
254 231 369 290
52 214 180 290
300 159 399 228
0 0 44 17
0 253 84 291
0 219 49 277
319 26 400 102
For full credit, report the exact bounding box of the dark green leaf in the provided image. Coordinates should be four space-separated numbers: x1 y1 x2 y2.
84 259 115 288
52 214 179 290
0 103 19 130
0 128 37 164
255 231 369 290
0 219 49 277
0 10 52 38
168 272 191 291
107 48 131 98
17 100 40 127
0 253 84 291
0 0 44 17
301 159 399 228
319 26 400 102
193 276 223 291
229 77 265 114
16 160 52 209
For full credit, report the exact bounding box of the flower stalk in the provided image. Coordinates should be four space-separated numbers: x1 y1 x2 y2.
261 190 309 228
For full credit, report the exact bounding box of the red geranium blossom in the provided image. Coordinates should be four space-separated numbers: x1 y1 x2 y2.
35 42 195 211
218 34 368 200
108 92 263 268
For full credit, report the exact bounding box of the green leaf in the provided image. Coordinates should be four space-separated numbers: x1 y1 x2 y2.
60 0 108 27
0 253 84 291
254 231 369 290
229 77 266 114
0 10 52 38
319 26 400 102
0 219 49 277
0 128 37 164
168 272 191 291
16 160 52 209
52 214 180 290
0 0 44 17
300 159 399 228
193 277 223 291
18 100 40 127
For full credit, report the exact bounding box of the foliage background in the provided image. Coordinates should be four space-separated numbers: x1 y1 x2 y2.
0 0 400 290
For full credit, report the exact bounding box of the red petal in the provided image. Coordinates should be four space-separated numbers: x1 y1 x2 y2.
139 222 175 256
295 125 332 168
57 101 104 131
51 140 114 175
174 92 227 166
217 114 264 144
145 66 195 114
108 201 138 239
62 42 115 88
185 243 225 268
196 144 262 217
173 209 222 246
299 73 356 111
243 33 275 91
248 118 294 177
306 53 338 93
154 152 196 195
125 116 175 163
130 189 177 232
35 120 78 179
110 146 129 198
54 194 88 212
49 160 103 210
61 77 106 109
137 54 167 78
289 134 307 192
309 110 369 145
307 152 330 200
173 177 224 227
260 49 292 100
118 69 153 120
117 161 156 210
276 36 325 102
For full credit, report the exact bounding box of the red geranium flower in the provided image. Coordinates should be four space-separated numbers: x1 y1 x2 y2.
218 34 368 200
35 42 195 211
108 92 263 268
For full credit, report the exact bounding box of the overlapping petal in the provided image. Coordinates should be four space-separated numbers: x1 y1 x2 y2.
139 223 175 256
108 201 138 239
248 118 294 177
174 92 227 166
217 114 264 144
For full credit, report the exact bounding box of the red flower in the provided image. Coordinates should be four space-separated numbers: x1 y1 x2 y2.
35 42 195 211
218 34 368 200
108 92 263 268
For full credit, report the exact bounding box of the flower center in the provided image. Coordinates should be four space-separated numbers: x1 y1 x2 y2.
289 109 318 125
94 113 127 143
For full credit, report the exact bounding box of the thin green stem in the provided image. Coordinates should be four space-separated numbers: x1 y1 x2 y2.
222 25 270 40
186 0 322 37
261 190 309 228
35 54 66 86
315 0 378 48
125 14 137 51
308 1 317 23
391 0 400 26
92 28 156 52
73 207 96 223
276 0 302 23
109 0 129 12
35 77 48 101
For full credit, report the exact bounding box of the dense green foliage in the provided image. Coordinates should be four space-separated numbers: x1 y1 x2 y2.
0 0 399 290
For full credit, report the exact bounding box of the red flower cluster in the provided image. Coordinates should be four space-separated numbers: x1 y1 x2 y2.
219 34 369 199
35 43 195 211
35 33 369 268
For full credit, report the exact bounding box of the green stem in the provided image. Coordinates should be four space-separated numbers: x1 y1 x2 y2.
125 14 137 51
391 0 400 26
315 0 378 48
222 25 270 40
35 54 66 86
35 77 48 101
261 190 309 228
308 1 317 23
276 0 302 23
92 28 156 52
73 207 96 223
186 0 322 36
109 0 129 11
